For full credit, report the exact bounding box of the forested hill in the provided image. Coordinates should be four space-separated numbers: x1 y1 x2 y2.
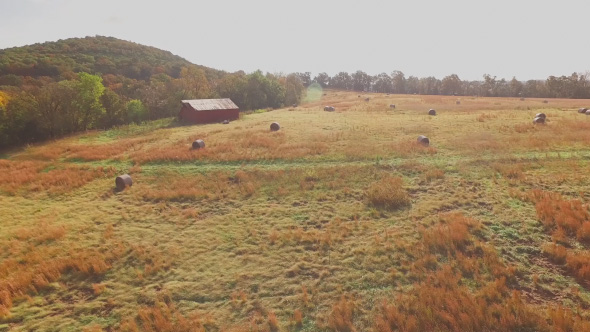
0 36 223 83
0 36 305 148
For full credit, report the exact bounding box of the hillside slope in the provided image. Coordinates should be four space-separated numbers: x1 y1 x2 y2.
0 35 223 82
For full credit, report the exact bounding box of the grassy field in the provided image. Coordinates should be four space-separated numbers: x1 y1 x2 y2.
2 91 590 331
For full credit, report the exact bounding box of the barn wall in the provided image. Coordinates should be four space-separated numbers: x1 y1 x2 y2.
179 106 239 124
196 109 240 123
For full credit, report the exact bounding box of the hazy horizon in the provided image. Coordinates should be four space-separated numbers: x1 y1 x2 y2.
1 0 589 81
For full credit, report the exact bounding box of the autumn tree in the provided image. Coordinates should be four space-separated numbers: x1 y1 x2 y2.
284 73 304 106
178 66 211 99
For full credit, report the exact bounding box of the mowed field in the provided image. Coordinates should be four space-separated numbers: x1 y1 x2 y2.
2 90 590 331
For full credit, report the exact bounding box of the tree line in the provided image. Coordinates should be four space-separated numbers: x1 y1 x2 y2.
294 71 590 99
0 68 304 148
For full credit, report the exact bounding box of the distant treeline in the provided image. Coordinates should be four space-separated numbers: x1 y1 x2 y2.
1 36 589 148
294 71 590 99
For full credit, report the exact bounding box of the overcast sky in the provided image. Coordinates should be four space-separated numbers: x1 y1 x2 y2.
1 0 589 81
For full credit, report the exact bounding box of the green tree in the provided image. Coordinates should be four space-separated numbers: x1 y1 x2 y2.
441 74 462 95
126 99 148 124
373 73 393 93
352 70 372 92
405 76 420 94
330 72 353 90
509 77 523 97
215 73 247 108
1 92 41 146
36 81 74 136
100 89 126 127
313 72 330 88
391 70 406 94
284 73 304 106
296 72 312 86
245 71 268 110
74 72 106 130
263 73 285 109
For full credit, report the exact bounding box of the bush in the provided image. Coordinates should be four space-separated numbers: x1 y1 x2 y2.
366 176 411 210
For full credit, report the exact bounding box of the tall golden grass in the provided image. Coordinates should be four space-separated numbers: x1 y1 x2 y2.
0 160 116 195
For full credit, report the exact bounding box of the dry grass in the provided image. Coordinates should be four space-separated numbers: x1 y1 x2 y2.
0 159 116 195
366 176 411 210
2 91 590 330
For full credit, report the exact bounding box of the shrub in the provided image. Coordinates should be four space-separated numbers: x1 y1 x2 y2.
366 176 411 210
327 296 356 332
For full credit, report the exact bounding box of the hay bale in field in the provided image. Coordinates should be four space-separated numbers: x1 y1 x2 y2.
533 116 545 124
417 135 430 146
222 120 230 124
586 110 590 116
578 108 588 113
270 122 280 131
535 113 546 119
428 109 436 116
115 174 132 191
324 106 335 112
192 139 205 149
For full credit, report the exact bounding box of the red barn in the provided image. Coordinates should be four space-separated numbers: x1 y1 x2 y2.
179 98 240 124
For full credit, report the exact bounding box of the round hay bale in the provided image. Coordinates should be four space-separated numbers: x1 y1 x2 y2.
578 108 588 113
535 113 546 119
270 122 280 131
192 139 205 149
417 135 430 146
115 174 132 191
390 104 396 109
585 110 590 116
222 120 229 124
428 109 436 116
533 116 545 124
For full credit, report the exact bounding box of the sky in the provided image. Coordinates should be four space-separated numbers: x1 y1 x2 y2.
1 0 589 81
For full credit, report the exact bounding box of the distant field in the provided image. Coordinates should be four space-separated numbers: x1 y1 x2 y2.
2 91 590 331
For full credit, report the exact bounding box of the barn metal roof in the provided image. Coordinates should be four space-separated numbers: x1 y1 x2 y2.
181 98 239 111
